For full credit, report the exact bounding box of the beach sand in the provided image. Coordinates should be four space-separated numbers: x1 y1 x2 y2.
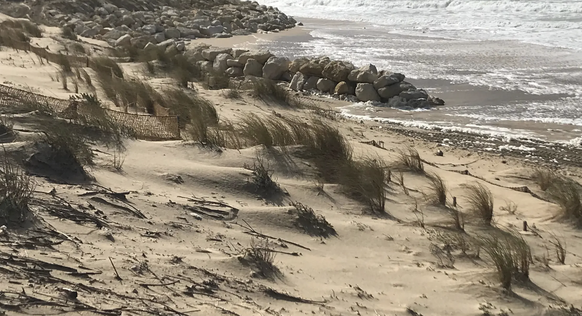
0 17 581 316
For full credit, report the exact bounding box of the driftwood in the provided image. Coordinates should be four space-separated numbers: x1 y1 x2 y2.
90 196 146 219
263 288 326 305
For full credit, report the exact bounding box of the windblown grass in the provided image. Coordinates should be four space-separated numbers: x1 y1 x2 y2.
339 157 390 214
479 231 532 290
463 182 494 225
0 20 43 37
291 201 337 238
252 79 303 108
90 57 124 79
394 147 424 173
0 152 35 225
242 238 279 279
547 177 582 226
427 172 447 206
532 169 559 191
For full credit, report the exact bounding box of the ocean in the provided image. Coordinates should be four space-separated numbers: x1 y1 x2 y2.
252 0 582 147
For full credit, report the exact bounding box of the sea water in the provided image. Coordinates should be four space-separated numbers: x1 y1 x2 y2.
253 0 582 146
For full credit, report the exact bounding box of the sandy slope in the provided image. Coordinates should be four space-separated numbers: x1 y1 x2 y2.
0 19 581 316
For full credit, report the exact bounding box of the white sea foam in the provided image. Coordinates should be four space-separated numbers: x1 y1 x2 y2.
259 0 582 50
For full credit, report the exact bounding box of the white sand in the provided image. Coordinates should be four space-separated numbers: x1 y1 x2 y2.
0 20 580 316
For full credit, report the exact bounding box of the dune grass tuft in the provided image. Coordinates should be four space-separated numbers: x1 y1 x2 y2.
532 169 559 191
242 238 279 279
0 20 43 38
546 177 582 226
0 153 36 225
291 201 337 238
463 182 494 225
394 147 424 173
427 172 447 206
478 232 531 290
339 157 390 214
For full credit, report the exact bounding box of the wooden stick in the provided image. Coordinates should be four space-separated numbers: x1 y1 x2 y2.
108 257 122 281
237 220 311 251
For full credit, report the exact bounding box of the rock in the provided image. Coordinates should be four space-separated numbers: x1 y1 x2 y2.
175 41 185 51
142 24 157 34
114 34 132 47
377 82 415 99
80 27 99 37
348 64 378 83
238 50 272 65
281 71 293 82
243 58 263 77
374 74 403 89
213 53 233 73
262 56 290 80
400 89 428 101
144 42 157 51
429 96 445 106
200 25 224 36
355 83 381 102
164 27 181 39
290 72 307 91
157 39 175 48
407 99 431 108
153 32 165 43
202 47 232 61
226 67 244 77
387 96 408 107
198 61 213 74
103 4 118 14
288 57 309 73
102 29 125 40
232 48 249 58
334 81 349 95
121 15 135 26
303 76 320 90
316 78 336 93
227 59 244 68
178 27 201 38
322 61 354 82
299 62 324 77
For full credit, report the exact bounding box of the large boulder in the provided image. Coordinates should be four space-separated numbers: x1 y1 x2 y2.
200 25 224 36
377 81 416 99
227 59 244 68
114 34 131 47
232 48 249 58
225 67 244 77
288 57 310 73
348 64 378 83
334 81 349 95
316 78 336 93
387 96 408 107
202 47 232 61
400 89 428 100
303 76 320 90
290 72 307 91
213 53 232 73
355 83 381 102
374 73 404 89
164 27 181 39
262 56 290 80
243 58 263 77
322 61 354 82
198 61 213 74
299 61 324 77
238 50 272 65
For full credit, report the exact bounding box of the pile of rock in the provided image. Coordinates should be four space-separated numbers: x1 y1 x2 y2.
44 0 297 49
187 45 445 108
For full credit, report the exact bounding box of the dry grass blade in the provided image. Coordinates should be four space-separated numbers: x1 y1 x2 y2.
546 177 582 226
427 172 447 206
339 157 389 214
531 169 559 191
0 116 14 139
478 232 531 290
0 20 43 37
291 201 337 238
462 182 494 225
394 147 424 173
90 57 124 79
246 153 279 193
548 233 567 265
0 151 36 225
242 238 279 279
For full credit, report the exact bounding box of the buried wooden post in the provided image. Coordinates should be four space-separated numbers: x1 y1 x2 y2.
523 221 528 232
453 197 457 208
